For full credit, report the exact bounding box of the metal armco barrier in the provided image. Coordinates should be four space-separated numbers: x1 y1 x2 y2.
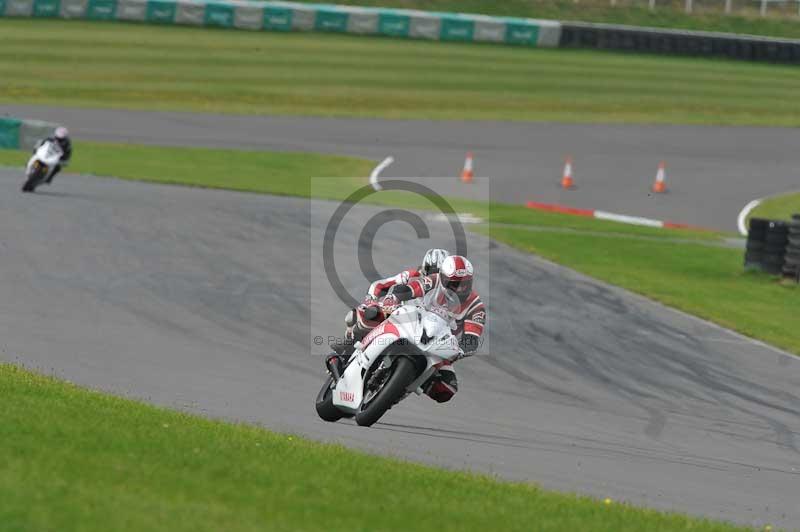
560 22 800 63
783 214 800 283
0 0 562 48
0 117 60 150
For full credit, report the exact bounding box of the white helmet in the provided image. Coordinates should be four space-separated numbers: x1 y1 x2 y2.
54 126 69 139
421 248 449 276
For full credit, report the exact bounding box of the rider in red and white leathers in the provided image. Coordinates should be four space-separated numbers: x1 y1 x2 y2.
330 255 486 403
400 255 485 401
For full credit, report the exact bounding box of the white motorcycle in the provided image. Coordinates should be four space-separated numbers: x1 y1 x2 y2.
22 139 63 193
315 283 464 427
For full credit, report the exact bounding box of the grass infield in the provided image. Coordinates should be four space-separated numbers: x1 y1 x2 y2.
749 191 800 222
1 19 799 126
0 362 751 532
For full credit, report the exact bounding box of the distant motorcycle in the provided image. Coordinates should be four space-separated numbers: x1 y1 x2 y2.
315 284 464 427
22 140 63 193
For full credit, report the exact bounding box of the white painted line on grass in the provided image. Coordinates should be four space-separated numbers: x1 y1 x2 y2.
594 210 664 228
429 213 484 224
737 199 762 237
369 156 394 191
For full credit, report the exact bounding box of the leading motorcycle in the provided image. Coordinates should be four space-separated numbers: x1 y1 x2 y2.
22 139 63 193
315 283 464 427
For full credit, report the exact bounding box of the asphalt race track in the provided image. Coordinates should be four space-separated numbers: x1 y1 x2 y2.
3 104 800 231
2 166 799 528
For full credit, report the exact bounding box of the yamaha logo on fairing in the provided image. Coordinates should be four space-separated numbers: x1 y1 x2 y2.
339 391 355 402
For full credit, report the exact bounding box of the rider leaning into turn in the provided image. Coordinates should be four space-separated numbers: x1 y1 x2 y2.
34 127 72 184
329 252 486 404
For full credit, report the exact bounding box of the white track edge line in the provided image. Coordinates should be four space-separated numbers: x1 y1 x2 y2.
369 156 394 191
737 199 762 237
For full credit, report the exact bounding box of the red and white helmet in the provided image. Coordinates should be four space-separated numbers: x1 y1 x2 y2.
439 255 473 303
54 126 69 139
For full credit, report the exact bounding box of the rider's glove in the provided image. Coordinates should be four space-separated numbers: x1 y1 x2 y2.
380 294 400 316
454 348 473 362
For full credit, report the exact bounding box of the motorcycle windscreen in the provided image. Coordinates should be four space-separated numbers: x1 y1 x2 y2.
423 282 461 319
46 143 62 159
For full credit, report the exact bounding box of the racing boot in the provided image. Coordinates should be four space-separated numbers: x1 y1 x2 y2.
44 165 61 184
423 364 459 403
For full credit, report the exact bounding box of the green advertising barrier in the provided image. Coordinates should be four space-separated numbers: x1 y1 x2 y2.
505 20 539 46
263 5 291 31
6 0 799 61
314 7 347 33
0 0 563 50
0 118 21 150
146 0 174 23
440 15 474 42
33 0 60 17
204 1 233 27
378 12 409 38
87 0 116 20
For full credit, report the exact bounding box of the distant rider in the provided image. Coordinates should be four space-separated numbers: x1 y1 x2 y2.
327 255 486 404
34 127 72 184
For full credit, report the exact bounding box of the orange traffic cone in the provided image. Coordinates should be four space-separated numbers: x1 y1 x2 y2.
461 152 474 183
560 156 575 189
652 161 667 193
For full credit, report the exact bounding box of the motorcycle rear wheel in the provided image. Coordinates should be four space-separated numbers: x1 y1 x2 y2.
315 375 345 422
355 356 417 427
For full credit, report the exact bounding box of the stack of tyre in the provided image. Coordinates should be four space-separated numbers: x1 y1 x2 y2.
783 214 800 282
744 218 788 275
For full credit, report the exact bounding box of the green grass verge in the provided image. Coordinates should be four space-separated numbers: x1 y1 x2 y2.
0 142 374 198
484 226 800 353
0 142 724 242
0 362 751 532
749 191 800 222
1 19 799 126
291 0 800 40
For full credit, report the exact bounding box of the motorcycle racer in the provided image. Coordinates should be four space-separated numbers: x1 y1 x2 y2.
401 255 485 402
34 127 72 184
327 255 486 404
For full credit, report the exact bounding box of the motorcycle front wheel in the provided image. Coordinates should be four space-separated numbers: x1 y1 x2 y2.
355 356 417 427
315 375 345 422
22 167 45 193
